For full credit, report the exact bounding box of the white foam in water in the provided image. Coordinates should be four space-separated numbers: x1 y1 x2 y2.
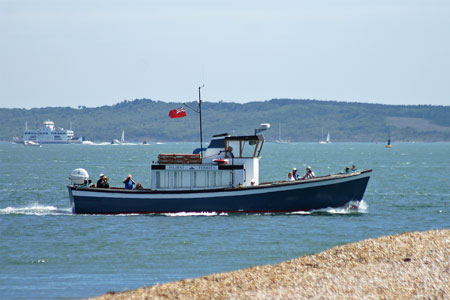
163 211 220 217
322 200 368 214
289 200 368 215
289 211 312 215
0 203 71 216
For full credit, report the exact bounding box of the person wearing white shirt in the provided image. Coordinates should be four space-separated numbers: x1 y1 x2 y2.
301 166 316 180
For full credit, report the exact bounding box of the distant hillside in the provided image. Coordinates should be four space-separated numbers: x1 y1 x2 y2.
1 99 450 142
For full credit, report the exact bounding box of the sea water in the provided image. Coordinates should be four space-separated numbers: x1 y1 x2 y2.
0 142 448 299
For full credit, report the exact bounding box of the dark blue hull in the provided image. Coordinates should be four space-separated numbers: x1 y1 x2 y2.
68 170 371 214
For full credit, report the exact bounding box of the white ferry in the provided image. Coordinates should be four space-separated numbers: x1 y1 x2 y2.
14 120 77 144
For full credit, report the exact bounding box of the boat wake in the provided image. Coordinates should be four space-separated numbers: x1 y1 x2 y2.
1 201 367 217
290 200 369 215
159 202 368 217
162 211 228 217
0 204 72 216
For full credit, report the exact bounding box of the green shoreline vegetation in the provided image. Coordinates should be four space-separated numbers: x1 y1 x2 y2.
2 99 450 142
92 229 449 300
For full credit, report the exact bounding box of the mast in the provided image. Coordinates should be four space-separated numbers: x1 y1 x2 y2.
278 123 281 141
198 85 204 158
182 86 205 158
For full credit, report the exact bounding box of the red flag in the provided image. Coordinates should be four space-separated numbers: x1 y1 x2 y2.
169 107 187 118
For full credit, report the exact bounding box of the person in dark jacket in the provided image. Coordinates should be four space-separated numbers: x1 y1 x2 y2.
97 175 109 188
96 174 105 187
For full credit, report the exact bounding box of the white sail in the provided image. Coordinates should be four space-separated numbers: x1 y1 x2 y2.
275 123 290 144
319 129 328 144
120 130 125 144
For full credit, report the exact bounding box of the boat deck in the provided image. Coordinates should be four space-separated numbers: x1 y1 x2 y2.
72 170 372 194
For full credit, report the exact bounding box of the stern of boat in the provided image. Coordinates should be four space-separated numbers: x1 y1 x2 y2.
67 186 76 214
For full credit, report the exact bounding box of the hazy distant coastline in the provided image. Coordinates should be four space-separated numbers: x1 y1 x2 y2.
2 99 450 142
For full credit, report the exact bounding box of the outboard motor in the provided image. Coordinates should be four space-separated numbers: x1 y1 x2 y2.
69 168 91 186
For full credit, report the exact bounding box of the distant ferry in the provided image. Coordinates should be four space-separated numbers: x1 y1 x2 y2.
13 120 78 144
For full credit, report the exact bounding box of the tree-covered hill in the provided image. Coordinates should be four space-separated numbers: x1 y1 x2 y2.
1 99 449 142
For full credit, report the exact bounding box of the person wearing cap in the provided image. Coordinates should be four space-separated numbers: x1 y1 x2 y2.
292 168 300 180
97 174 110 188
301 166 316 180
96 174 105 187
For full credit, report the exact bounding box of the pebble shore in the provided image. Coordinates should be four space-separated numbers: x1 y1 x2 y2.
92 229 449 300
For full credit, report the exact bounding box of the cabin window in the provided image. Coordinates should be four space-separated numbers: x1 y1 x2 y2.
221 171 232 186
241 141 258 158
169 171 174 187
155 171 170 188
226 141 240 158
212 172 217 187
181 172 190 188
173 171 190 188
155 171 160 187
208 138 225 149
208 172 215 187
194 171 207 187
225 139 261 158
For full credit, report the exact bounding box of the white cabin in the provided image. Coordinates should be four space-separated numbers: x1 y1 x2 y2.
150 134 265 191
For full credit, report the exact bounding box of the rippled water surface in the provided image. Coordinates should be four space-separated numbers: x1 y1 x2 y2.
0 142 449 299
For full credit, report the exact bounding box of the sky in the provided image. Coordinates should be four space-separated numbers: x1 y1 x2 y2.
1 0 449 109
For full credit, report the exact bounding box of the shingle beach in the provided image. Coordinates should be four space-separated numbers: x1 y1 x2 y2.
93 229 449 299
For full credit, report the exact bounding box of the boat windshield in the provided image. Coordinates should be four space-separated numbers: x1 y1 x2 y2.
224 135 264 158
207 138 225 149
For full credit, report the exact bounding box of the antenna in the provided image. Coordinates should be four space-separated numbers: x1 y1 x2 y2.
198 85 204 158
183 85 205 158
255 123 270 135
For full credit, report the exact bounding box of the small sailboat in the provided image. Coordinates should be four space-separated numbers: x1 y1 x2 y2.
111 130 125 145
320 130 331 144
386 135 392 148
275 123 290 144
